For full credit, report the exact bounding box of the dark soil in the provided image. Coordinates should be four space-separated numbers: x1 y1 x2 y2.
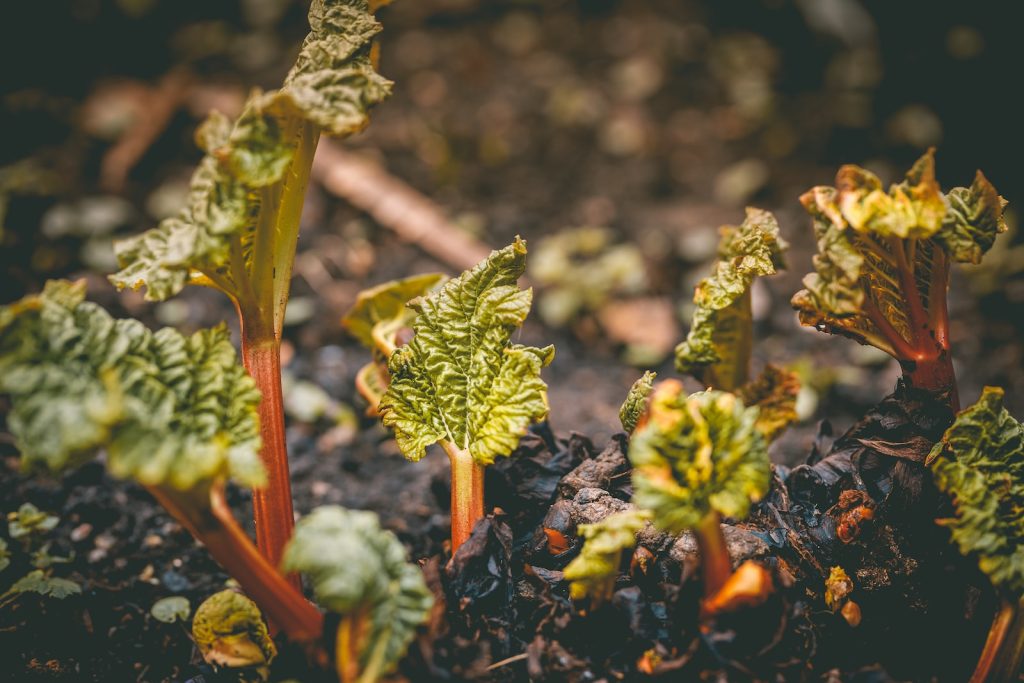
1 0 1022 681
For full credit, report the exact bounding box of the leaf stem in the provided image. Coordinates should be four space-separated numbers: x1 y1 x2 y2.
888 236 929 345
146 484 323 643
239 328 299 590
969 596 1024 683
695 511 732 600
441 440 485 552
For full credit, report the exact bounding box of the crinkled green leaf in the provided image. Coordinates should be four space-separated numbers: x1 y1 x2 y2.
792 150 1008 360
927 387 1024 594
0 539 9 572
630 381 770 533
737 364 800 443
8 570 82 599
675 208 786 391
0 280 264 491
619 371 656 433
936 171 1008 265
564 509 652 603
151 596 192 624
379 239 554 466
110 0 391 304
192 589 276 669
342 273 447 352
282 506 432 677
7 503 59 540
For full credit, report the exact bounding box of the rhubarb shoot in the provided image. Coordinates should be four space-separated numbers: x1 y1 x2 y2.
0 281 322 642
675 207 787 392
927 386 1024 682
192 589 277 674
109 0 393 570
793 150 1007 408
619 371 656 434
281 506 432 683
377 238 554 551
629 380 771 606
563 509 652 606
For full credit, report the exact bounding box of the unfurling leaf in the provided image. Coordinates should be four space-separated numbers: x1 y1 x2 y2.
342 273 447 353
192 590 277 670
151 595 192 624
0 539 9 572
379 239 554 465
792 150 1007 361
564 509 652 603
281 506 432 678
630 380 770 533
7 503 59 540
619 371 656 433
675 208 787 391
737 364 800 442
110 0 392 305
927 387 1024 594
0 280 264 491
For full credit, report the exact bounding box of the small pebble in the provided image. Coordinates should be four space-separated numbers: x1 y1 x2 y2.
70 523 93 542
161 570 191 593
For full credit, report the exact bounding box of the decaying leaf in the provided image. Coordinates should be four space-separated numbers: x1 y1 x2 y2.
192 589 276 670
564 509 652 603
0 280 264 491
630 380 770 533
379 238 554 465
281 506 432 679
675 207 787 391
927 387 1024 593
736 364 800 442
619 371 656 433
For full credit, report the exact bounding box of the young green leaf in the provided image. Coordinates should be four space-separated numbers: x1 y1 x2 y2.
7 503 58 540
564 509 652 603
619 371 656 433
0 539 9 572
7 570 82 600
281 506 432 681
675 208 787 391
792 150 1006 399
378 238 554 466
151 595 192 624
0 280 264 491
342 273 447 354
927 387 1024 593
736 364 800 443
630 380 770 533
192 589 277 670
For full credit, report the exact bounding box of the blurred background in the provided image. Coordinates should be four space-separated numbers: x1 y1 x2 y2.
1 0 1021 460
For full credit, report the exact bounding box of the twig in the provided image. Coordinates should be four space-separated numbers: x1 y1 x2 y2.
486 652 530 671
311 142 492 272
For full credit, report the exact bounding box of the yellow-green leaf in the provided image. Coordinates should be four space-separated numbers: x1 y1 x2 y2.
192 590 276 670
675 208 787 391
630 380 770 533
619 371 656 433
564 509 652 603
927 387 1024 593
342 273 447 353
378 239 554 466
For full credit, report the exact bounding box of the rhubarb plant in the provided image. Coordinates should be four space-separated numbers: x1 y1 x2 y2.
793 150 1007 409
192 589 277 677
341 273 446 414
630 380 772 613
377 238 554 550
926 387 1024 682
282 506 432 683
108 0 393 570
675 207 788 392
0 280 322 642
619 371 656 434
